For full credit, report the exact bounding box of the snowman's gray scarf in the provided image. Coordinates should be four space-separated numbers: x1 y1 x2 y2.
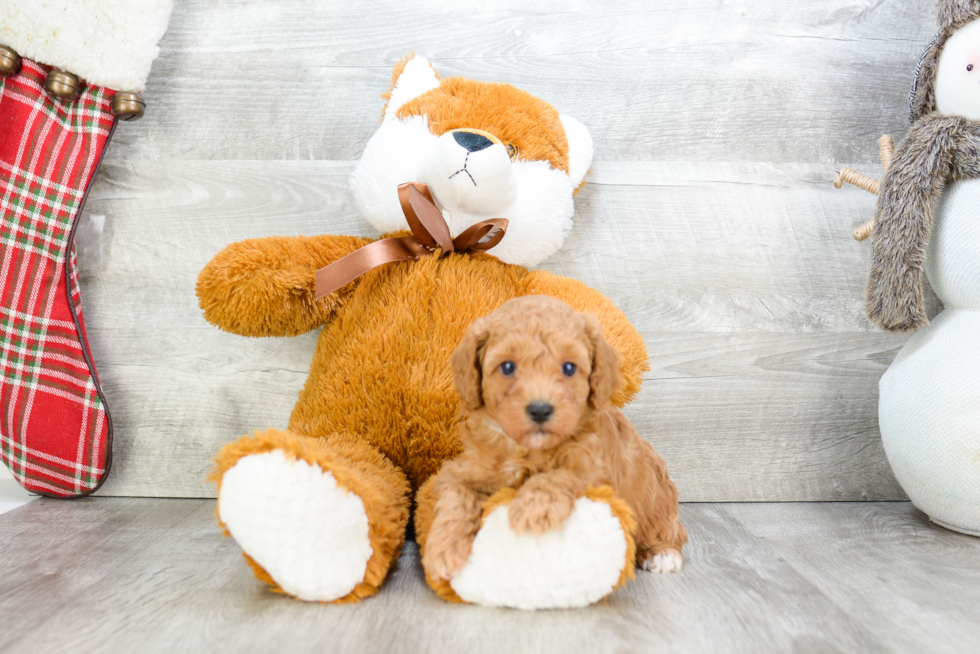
869 114 980 332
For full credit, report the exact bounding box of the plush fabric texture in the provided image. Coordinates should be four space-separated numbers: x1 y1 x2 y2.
879 310 980 534
201 246 647 601
560 114 594 190
201 246 648 493
909 2 980 121
870 119 980 332
351 55 592 268
933 19 980 118
397 77 570 173
381 54 440 119
0 60 114 497
447 492 632 610
218 450 374 602
414 482 637 608
417 296 683 603
209 429 411 602
938 0 980 29
877 177 980 535
201 56 644 602
925 178 980 308
870 1 980 332
527 485 635 588
0 0 173 92
871 1 980 537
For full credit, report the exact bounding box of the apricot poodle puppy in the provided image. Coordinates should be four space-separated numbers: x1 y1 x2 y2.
423 295 687 582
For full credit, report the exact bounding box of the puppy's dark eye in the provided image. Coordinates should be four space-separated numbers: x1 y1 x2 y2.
500 361 517 376
562 362 577 377
970 64 975 72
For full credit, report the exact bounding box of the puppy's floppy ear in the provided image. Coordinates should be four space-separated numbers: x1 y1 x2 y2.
584 314 621 409
451 317 491 411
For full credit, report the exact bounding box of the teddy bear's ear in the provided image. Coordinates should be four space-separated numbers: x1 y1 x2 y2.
384 55 440 120
559 114 594 189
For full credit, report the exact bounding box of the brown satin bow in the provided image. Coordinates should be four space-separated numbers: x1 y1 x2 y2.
314 183 509 299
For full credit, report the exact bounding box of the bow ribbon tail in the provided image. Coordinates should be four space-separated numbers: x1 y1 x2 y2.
452 218 509 253
313 182 510 300
314 236 425 299
398 183 455 252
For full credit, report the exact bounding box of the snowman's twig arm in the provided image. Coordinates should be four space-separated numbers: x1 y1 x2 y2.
834 169 880 195
867 116 960 332
197 234 370 337
835 135 895 241
852 220 875 242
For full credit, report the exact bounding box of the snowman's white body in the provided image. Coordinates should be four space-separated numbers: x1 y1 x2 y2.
879 178 980 535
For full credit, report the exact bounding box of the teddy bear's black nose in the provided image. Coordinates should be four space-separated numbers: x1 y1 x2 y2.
453 130 494 153
526 402 554 424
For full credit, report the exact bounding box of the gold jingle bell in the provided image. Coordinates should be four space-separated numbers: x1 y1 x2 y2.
46 69 82 101
0 45 21 78
111 92 146 121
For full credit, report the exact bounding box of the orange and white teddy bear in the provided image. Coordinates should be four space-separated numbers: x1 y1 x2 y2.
198 55 659 609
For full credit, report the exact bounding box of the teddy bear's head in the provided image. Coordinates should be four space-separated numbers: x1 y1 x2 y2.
350 55 593 267
909 1 980 121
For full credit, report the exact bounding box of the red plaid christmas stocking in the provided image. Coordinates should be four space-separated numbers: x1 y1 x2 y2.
0 60 116 497
0 2 171 497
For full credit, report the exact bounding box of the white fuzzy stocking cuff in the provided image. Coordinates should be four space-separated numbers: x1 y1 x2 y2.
0 0 173 92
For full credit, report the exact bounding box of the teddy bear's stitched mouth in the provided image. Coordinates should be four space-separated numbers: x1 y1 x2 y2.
448 152 477 187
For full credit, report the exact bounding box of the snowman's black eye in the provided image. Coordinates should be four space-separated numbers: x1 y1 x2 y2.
969 64 975 72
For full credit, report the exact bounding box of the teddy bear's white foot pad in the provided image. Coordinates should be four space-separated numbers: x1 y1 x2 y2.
449 497 628 610
218 450 373 602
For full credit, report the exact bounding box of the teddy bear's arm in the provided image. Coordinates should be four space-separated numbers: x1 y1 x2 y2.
521 270 648 406
197 234 371 337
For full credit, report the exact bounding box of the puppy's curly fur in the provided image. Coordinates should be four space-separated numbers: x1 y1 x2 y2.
422 296 687 581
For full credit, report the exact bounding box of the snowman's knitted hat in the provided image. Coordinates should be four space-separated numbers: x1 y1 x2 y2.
939 0 980 24
909 0 980 122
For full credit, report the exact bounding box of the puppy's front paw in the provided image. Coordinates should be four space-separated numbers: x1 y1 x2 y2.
508 487 576 535
640 548 683 573
423 527 475 581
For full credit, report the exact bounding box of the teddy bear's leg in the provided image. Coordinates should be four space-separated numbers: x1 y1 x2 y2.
417 482 638 610
210 429 410 602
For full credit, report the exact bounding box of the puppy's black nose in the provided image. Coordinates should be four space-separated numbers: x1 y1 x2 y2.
526 402 554 424
453 130 494 153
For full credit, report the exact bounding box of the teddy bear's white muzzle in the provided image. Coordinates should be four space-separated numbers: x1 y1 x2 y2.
417 131 516 217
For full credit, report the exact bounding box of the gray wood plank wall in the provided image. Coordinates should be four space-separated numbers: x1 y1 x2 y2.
46 0 944 500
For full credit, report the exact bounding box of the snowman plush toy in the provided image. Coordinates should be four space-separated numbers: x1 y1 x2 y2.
867 0 980 535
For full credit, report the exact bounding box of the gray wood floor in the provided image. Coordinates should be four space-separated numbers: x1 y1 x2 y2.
0 480 34 515
47 0 941 500
1 498 978 654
